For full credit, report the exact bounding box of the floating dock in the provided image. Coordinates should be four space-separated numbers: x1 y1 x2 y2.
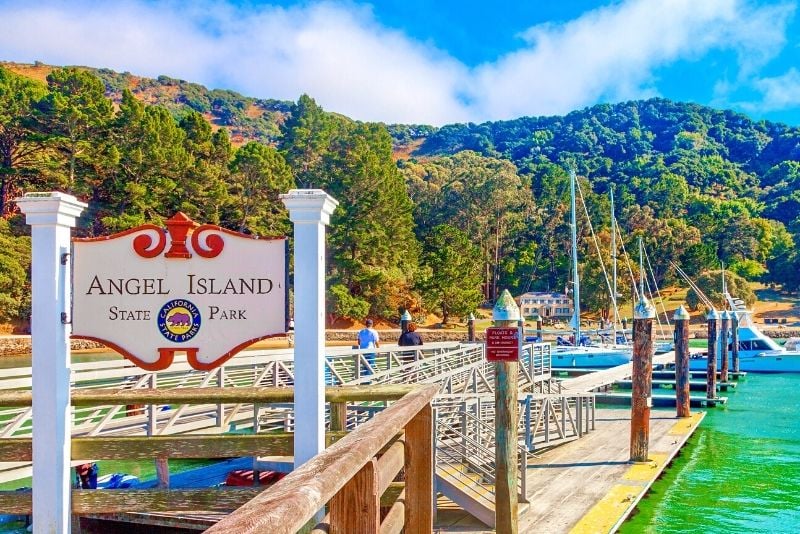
435 408 706 533
594 392 728 407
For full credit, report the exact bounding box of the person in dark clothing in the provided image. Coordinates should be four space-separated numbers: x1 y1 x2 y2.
76 463 98 489
398 323 423 346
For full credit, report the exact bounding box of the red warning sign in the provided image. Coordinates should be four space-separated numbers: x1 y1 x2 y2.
486 327 520 361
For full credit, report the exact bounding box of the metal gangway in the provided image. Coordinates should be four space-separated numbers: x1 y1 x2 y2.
0 340 595 526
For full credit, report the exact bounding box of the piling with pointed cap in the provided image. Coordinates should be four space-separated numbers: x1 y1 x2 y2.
630 293 655 463
706 309 719 401
492 289 519 533
673 305 691 418
400 309 412 335
534 312 543 341
719 310 730 383
731 310 740 373
467 313 476 342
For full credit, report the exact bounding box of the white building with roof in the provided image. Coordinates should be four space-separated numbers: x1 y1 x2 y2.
517 291 573 320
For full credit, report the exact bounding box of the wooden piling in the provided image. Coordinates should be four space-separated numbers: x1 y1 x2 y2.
706 310 719 401
400 310 411 335
492 290 519 534
731 312 740 373
673 306 691 418
719 311 730 383
467 314 476 342
630 298 654 463
156 457 170 489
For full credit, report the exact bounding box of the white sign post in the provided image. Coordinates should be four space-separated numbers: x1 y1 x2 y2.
280 190 338 471
16 192 87 534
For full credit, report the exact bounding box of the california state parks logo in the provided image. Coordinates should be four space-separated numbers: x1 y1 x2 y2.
158 299 201 342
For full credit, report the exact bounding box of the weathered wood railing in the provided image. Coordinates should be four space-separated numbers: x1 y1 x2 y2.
0 383 437 534
207 383 437 534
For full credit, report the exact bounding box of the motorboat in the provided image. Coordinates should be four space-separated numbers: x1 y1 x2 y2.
688 291 800 372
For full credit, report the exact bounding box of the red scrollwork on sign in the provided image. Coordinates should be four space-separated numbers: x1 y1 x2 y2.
132 225 167 258
191 225 225 258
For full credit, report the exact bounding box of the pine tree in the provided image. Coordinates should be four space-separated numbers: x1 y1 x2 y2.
0 66 47 216
418 225 483 324
35 68 114 195
226 141 294 235
280 94 335 188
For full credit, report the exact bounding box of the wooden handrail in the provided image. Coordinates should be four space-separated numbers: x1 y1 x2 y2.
0 384 422 407
205 383 438 534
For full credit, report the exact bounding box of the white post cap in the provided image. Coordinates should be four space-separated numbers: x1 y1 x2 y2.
493 289 520 321
15 192 87 226
673 305 690 321
634 296 655 319
280 189 339 225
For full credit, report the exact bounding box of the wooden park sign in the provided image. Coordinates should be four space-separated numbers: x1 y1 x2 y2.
485 326 521 361
72 213 286 371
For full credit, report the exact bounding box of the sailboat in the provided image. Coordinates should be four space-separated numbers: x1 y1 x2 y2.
550 170 632 368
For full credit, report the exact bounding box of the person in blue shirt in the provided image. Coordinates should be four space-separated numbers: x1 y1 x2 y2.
357 319 380 373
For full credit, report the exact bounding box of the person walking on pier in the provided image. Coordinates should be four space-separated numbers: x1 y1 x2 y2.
398 322 423 365
358 319 380 373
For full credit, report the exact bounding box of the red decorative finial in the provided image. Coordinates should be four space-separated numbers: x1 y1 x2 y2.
164 212 196 259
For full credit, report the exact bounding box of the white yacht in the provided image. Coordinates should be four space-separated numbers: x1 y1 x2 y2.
688 292 800 373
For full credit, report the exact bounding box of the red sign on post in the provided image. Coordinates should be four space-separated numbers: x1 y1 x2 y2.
486 327 521 361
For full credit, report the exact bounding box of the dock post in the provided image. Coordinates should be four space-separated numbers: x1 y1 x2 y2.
401 309 412 334
731 311 740 373
630 294 655 463
534 313 543 341
673 305 691 418
706 310 719 402
493 290 520 534
16 192 86 534
719 311 730 383
280 190 339 477
467 313 476 342
156 457 170 489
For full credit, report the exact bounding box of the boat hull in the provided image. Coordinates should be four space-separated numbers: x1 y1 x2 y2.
551 348 632 368
689 353 800 373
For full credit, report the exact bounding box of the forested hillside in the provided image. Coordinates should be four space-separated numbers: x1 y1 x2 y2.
1 62 799 328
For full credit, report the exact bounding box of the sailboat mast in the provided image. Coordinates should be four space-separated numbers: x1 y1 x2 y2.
639 237 645 303
570 169 581 344
610 187 618 344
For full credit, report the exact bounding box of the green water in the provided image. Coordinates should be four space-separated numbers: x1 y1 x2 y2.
621 373 800 533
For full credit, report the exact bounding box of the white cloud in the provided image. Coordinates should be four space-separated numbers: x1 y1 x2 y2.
749 68 800 110
468 0 795 120
0 0 470 124
0 0 794 124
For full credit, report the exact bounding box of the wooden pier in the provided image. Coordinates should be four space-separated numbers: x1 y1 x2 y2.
436 408 706 533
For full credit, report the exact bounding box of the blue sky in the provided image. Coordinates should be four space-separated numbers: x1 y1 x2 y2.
0 0 799 126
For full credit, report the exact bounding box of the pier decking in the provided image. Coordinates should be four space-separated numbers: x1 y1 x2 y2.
436 408 706 533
